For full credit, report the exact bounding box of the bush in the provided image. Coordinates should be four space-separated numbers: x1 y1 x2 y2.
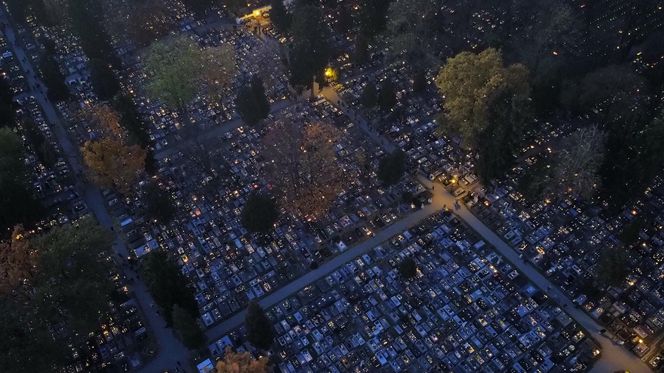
241 193 279 233
399 257 417 279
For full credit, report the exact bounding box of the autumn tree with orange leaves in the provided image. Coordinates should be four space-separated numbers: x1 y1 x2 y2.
215 347 269 373
0 226 36 295
262 121 344 221
81 104 146 194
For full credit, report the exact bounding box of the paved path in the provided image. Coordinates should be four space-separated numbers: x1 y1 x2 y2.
0 9 191 373
153 100 291 160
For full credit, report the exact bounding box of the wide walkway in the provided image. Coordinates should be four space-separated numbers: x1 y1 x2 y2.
0 9 192 372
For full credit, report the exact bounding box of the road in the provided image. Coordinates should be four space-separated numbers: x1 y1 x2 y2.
153 99 290 160
0 9 192 373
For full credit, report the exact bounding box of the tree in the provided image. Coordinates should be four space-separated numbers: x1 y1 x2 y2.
201 44 237 101
412 70 427 93
358 0 391 38
113 94 151 148
215 347 269 373
270 0 291 33
475 84 532 182
113 94 155 173
182 0 217 17
435 48 530 147
0 77 16 128
141 251 199 324
553 126 605 199
568 66 663 208
288 3 330 90
262 121 344 220
596 247 629 287
144 181 176 224
385 0 444 67
398 257 417 279
245 302 274 350
353 34 369 65
566 65 649 124
89 58 120 101
360 82 377 108
39 55 70 102
81 105 146 194
377 150 405 185
0 128 42 238
378 79 397 110
334 5 353 35
31 217 114 338
619 217 646 246
241 193 279 233
0 226 37 294
126 0 177 47
172 304 205 350
236 76 270 126
23 119 57 168
68 0 118 65
0 298 66 372
144 36 205 113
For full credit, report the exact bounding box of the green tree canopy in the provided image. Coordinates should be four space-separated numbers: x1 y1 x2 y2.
236 76 270 126
435 48 530 147
241 193 279 233
377 150 405 185
245 301 274 350
143 181 176 224
144 36 205 111
378 79 397 110
141 251 199 324
553 126 605 200
358 0 391 38
385 0 443 67
30 217 115 338
398 257 417 279
596 247 629 287
0 77 16 128
0 129 42 237
39 54 70 102
360 82 377 108
89 58 120 101
172 304 205 350
475 84 532 182
270 0 291 33
288 3 330 89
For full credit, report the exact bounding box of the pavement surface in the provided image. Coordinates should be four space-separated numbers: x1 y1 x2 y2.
0 9 192 373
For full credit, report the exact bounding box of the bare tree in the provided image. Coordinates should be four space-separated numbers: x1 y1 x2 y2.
554 126 605 199
262 121 344 220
